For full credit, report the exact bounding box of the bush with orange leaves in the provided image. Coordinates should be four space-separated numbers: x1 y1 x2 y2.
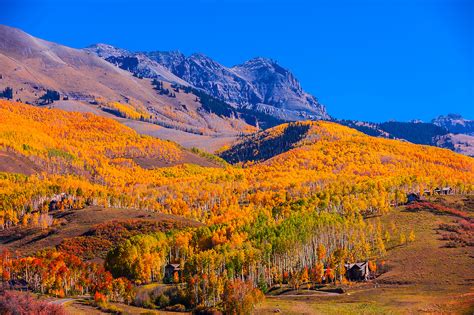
94 291 107 304
222 279 264 315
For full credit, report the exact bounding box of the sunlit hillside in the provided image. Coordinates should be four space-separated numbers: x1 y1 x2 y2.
1 101 472 226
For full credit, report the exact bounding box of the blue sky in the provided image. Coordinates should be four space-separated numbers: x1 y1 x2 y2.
1 0 472 122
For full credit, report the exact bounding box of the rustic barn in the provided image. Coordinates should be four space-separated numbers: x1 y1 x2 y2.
441 187 453 195
164 263 181 283
345 262 370 281
434 187 453 195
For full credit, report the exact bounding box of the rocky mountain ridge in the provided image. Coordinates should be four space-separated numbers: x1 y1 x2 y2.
87 44 330 121
432 114 474 136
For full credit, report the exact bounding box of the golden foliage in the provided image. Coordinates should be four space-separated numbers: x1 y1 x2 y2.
0 101 473 230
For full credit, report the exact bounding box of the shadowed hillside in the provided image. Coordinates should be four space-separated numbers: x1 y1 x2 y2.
219 122 311 163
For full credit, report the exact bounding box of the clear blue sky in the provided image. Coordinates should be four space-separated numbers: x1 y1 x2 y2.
1 0 473 122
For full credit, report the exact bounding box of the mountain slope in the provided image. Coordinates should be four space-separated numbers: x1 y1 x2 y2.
0 25 255 145
84 44 189 85
0 25 157 105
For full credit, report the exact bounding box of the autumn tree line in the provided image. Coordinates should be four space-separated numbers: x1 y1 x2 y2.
1 203 398 311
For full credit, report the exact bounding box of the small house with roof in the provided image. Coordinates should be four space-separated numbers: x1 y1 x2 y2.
164 263 182 283
345 262 370 281
434 187 453 195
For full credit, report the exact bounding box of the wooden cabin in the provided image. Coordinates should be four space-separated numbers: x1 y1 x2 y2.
345 262 370 281
434 187 453 195
441 187 453 195
164 263 182 283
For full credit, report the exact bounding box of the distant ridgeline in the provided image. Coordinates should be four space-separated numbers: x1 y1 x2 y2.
335 119 449 146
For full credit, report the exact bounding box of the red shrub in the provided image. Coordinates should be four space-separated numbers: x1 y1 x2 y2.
409 202 474 248
406 202 470 220
0 290 65 315
58 236 112 259
94 291 107 304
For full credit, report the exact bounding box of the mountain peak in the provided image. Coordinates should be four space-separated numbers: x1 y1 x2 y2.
83 44 329 121
234 56 293 81
84 43 130 58
435 113 465 120
86 43 114 49
432 113 474 135
241 56 278 66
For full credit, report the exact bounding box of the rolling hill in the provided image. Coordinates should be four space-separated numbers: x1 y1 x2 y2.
220 120 474 183
336 118 474 157
0 99 224 177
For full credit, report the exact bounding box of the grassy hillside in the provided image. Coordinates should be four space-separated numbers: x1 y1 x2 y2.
0 206 201 259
